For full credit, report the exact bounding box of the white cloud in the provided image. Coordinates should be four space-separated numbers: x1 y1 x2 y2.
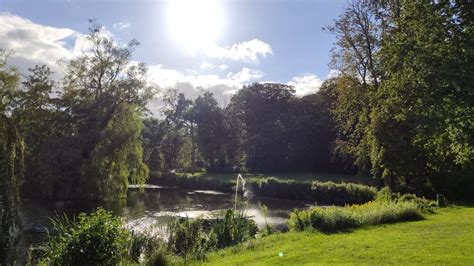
113 22 130 30
147 64 264 104
227 67 263 84
199 60 215 70
287 74 323 96
0 13 87 76
202 39 272 63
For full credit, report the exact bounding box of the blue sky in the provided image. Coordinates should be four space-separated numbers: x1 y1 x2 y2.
0 0 346 102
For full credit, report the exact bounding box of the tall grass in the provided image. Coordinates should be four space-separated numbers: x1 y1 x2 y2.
288 200 424 232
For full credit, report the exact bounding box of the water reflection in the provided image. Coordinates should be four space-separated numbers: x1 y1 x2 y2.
12 187 311 262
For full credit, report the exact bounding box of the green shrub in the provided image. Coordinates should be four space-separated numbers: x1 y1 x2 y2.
166 210 258 260
209 210 258 249
376 187 437 213
41 208 130 265
288 200 424 232
167 217 207 258
128 232 163 263
145 248 171 266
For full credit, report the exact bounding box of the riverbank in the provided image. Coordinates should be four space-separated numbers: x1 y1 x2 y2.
149 172 377 205
203 205 474 265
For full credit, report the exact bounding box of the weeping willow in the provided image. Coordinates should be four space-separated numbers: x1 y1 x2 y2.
0 115 24 261
80 104 149 200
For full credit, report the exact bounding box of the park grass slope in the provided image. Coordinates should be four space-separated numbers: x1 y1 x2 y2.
202 205 474 265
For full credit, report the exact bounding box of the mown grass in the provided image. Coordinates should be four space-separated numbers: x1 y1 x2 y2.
201 205 474 265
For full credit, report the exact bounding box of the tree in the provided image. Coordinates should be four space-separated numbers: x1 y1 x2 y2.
59 20 153 200
371 0 474 196
162 90 198 172
193 92 230 171
0 50 23 262
227 83 295 172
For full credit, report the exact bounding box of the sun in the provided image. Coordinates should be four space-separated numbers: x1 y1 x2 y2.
166 0 224 52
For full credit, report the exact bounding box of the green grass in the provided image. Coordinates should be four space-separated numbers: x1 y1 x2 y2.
201 205 474 265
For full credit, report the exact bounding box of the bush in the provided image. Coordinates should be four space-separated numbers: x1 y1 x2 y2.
209 210 258 249
376 187 437 213
167 217 207 259
166 210 258 259
41 208 130 265
288 200 424 232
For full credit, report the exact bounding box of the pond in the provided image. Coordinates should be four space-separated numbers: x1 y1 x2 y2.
10 186 312 262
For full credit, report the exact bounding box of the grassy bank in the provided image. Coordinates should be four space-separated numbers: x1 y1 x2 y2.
202 205 474 265
150 172 377 205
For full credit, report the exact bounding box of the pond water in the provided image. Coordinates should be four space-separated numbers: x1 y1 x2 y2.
11 186 312 262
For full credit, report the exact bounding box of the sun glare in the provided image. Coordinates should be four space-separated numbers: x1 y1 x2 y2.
166 0 224 52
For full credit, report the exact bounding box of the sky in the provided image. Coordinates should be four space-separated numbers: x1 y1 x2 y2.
0 0 347 104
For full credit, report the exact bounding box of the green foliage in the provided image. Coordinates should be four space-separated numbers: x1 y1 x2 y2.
209 210 258 249
166 210 258 259
288 200 424 232
0 50 24 263
81 104 149 200
167 217 207 258
376 187 437 214
250 177 377 204
41 208 130 265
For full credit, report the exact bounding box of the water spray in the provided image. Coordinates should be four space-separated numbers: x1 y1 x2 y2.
234 174 245 211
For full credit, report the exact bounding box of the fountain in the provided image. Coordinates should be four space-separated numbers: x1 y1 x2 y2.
234 174 246 211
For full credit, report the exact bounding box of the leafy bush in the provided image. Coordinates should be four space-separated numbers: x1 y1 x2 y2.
166 210 258 259
128 232 163 263
209 210 258 249
376 187 437 213
288 200 424 232
167 217 207 258
41 208 130 265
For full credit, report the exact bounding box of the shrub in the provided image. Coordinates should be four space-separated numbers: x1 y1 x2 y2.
166 210 258 259
145 248 171 266
128 232 163 263
167 217 207 258
376 187 437 213
288 200 424 232
41 208 130 265
209 210 258 249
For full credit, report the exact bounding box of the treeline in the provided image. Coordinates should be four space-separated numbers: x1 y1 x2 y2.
143 83 347 174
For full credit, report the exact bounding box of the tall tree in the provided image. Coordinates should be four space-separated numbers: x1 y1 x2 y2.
227 83 295 172
371 0 474 195
0 51 23 262
60 20 153 200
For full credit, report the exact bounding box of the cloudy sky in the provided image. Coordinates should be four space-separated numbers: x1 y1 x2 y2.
0 0 346 104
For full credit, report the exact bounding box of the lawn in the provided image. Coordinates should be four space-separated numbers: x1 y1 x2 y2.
202 205 474 265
